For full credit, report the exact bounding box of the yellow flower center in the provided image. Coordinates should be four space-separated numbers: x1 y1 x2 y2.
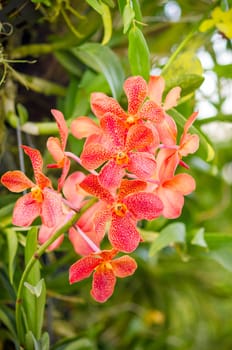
126 115 137 126
116 151 129 165
31 186 43 203
113 202 128 217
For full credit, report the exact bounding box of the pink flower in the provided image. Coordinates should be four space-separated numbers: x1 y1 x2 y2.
47 109 71 191
69 248 137 302
80 175 163 253
1 146 63 227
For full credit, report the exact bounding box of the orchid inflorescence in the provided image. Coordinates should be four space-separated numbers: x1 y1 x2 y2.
1 75 199 302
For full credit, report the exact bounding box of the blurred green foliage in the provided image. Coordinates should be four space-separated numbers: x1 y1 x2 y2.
0 0 232 349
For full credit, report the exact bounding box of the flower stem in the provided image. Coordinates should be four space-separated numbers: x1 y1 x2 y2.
15 197 97 345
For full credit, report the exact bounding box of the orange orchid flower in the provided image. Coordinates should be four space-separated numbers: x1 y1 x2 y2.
69 248 137 302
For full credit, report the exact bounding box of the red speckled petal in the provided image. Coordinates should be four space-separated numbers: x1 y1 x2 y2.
91 266 116 302
69 226 100 256
148 75 165 105
63 171 86 209
111 255 137 277
22 145 43 179
80 174 114 204
109 213 140 253
100 113 126 149
71 117 101 139
57 157 71 191
139 100 165 123
125 124 154 151
99 160 125 190
118 179 147 200
128 152 156 180
91 92 126 119
1 170 34 192
51 109 68 150
123 76 147 115
81 143 111 170
69 255 102 284
125 192 163 220
94 206 111 238
42 188 63 227
13 192 41 226
35 172 52 189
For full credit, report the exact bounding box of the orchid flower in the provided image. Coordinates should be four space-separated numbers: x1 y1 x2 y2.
80 175 163 253
1 145 63 227
69 248 137 302
80 113 157 189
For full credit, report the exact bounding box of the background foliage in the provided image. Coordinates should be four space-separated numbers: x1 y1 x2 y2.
0 0 232 349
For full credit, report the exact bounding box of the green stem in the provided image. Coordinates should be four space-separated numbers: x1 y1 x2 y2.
15 198 97 344
196 115 232 126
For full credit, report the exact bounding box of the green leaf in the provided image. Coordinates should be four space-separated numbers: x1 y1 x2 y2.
25 331 41 350
191 228 208 248
128 26 150 80
55 51 82 77
149 222 186 256
123 3 135 33
168 108 215 162
17 103 29 124
101 0 115 7
0 307 17 339
72 43 124 99
5 228 18 284
53 338 96 350
24 279 43 298
41 332 50 350
209 248 232 272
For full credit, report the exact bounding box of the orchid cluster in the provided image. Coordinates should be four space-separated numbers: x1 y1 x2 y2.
1 75 199 302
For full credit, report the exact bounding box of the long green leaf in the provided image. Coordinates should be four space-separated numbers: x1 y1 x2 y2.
128 26 150 80
168 108 215 162
5 228 18 284
72 43 124 99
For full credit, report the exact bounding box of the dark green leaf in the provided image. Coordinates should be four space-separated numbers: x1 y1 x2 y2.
128 26 150 80
55 51 82 77
5 228 18 284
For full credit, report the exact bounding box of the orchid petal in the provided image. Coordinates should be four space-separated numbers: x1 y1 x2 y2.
155 114 177 145
128 152 156 180
1 170 34 192
80 174 114 204
123 76 147 114
91 92 126 119
125 192 163 220
69 226 100 256
13 192 41 226
118 179 147 200
63 171 86 209
180 134 200 157
57 157 71 192
71 117 101 139
42 188 63 227
125 124 154 150
156 186 184 219
109 213 140 253
39 224 64 250
22 145 43 181
99 160 125 190
148 75 165 105
183 112 198 135
100 113 126 149
164 86 181 110
91 267 116 302
111 255 137 278
94 207 111 238
69 255 102 284
51 109 68 150
81 143 111 170
139 100 165 123
164 173 196 195
47 137 64 163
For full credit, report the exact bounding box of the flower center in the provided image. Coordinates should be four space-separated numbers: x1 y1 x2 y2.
126 115 137 126
113 202 128 217
31 186 43 203
116 151 129 165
